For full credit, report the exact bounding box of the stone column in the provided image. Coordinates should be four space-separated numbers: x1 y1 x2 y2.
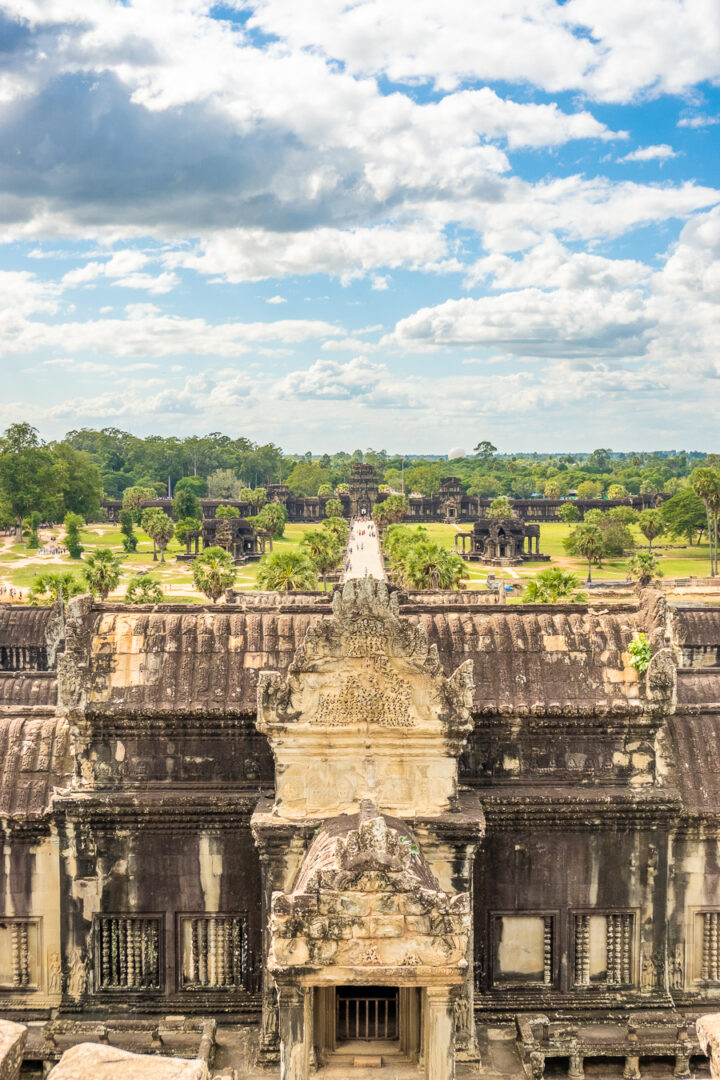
424 986 455 1080
257 853 280 1063
278 984 310 1080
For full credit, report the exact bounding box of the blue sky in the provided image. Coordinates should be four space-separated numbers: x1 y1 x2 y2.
1 0 719 454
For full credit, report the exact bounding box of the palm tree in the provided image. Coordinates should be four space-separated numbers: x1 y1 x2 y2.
191 546 237 603
141 508 175 562
300 530 341 590
29 572 84 606
82 549 123 600
628 552 663 587
572 524 604 583
403 541 465 589
521 568 587 603
125 576 165 604
256 550 318 592
691 467 720 576
638 508 664 552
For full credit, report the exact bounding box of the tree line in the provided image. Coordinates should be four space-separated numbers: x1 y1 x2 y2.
1 421 718 540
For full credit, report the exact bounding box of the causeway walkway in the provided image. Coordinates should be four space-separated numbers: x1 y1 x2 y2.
343 519 386 581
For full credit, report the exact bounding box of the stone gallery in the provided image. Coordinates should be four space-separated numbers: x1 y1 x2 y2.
1 581 720 1077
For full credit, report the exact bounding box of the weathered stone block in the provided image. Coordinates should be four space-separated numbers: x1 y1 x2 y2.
305 916 330 939
0 1021 27 1080
47 1044 208 1080
369 915 404 938
292 894 318 914
698 1014 720 1078
398 894 434 915
405 915 433 934
273 938 310 966
373 894 400 914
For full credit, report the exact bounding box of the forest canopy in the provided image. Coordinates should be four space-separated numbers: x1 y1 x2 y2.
0 422 712 528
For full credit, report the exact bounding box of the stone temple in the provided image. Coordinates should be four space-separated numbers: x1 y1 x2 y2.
1 580 720 1078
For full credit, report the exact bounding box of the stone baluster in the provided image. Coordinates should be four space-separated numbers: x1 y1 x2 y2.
127 919 136 988
622 914 632 984
575 915 590 985
190 918 199 986
543 917 553 984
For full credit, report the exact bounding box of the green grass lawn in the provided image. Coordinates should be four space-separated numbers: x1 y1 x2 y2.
0 517 714 602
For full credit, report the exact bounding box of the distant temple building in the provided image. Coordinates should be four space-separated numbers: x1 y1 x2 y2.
1 585 720 1077
454 518 547 566
102 464 666 526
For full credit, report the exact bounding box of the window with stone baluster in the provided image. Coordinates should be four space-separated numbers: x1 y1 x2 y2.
491 913 556 988
0 918 40 990
93 915 161 991
178 914 248 991
572 911 635 987
694 911 720 983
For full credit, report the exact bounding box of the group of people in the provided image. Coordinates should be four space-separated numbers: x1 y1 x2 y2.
40 543 67 556
0 584 24 601
342 516 378 576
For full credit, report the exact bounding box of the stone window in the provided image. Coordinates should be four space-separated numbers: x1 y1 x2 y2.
0 918 40 989
179 915 248 991
492 914 554 987
573 912 634 986
94 916 161 991
695 911 720 983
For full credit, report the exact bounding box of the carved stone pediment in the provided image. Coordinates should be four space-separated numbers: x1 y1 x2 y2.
269 814 469 985
256 579 475 819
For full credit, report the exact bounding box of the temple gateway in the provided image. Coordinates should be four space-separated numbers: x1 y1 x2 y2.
1 579 720 1077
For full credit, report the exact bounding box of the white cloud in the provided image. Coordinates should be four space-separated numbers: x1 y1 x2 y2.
386 287 651 358
465 236 650 291
169 224 450 283
678 113 720 128
0 299 345 359
246 0 720 104
266 295 287 304
618 144 678 163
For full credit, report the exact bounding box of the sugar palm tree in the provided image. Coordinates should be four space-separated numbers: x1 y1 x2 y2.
628 552 663 587
141 508 175 562
82 548 123 600
403 541 465 589
638 508 664 552
256 550 318 592
192 546 236 603
691 467 720 576
125 576 165 604
571 524 604 584
29 572 84 606
521 568 587 603
300 530 341 590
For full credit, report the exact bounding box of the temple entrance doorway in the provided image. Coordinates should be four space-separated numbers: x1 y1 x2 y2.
314 985 422 1071
337 985 398 1042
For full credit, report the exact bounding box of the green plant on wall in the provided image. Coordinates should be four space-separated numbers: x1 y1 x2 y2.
628 632 652 673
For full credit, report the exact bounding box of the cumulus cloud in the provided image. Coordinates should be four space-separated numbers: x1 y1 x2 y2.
678 113 720 128
245 0 720 103
618 144 678 163
386 287 651 358
0 298 345 358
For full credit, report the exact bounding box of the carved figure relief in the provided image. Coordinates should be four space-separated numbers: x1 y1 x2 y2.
315 672 412 728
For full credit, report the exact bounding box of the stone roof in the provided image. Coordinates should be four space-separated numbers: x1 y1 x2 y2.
0 603 53 647
677 669 720 706
68 602 649 717
667 713 720 815
674 607 720 648
0 672 57 707
0 712 70 818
